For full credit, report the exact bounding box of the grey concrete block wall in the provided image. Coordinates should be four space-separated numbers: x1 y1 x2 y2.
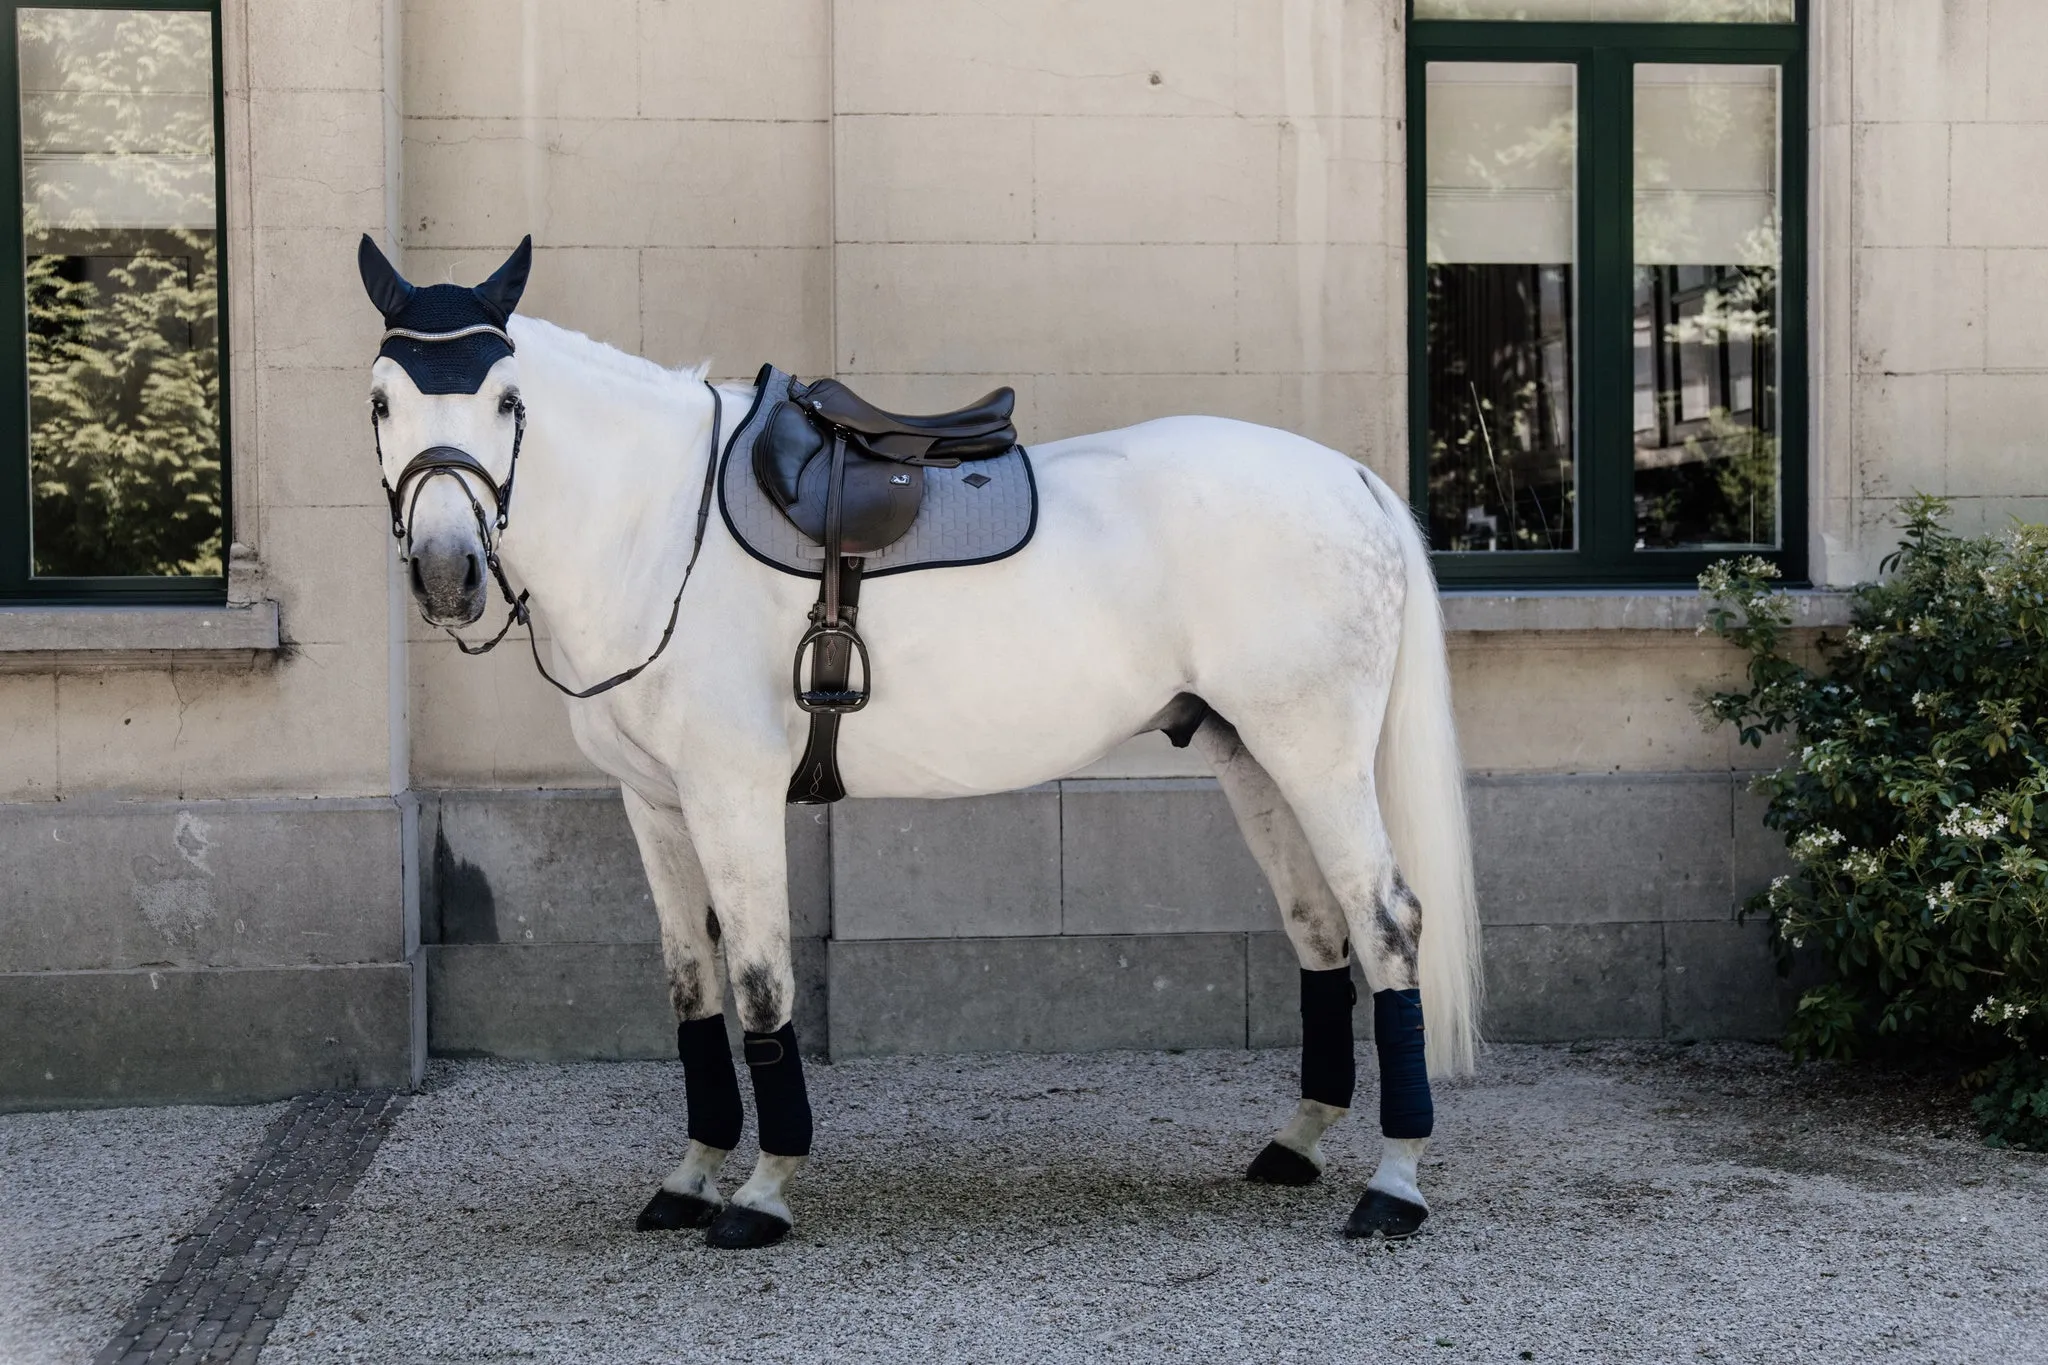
1061 779 1272 934
831 788 1061 939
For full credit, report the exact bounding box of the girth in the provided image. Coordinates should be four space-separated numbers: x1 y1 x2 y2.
753 371 1020 803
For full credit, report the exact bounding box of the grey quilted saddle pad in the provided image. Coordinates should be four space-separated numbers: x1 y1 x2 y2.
718 365 1038 580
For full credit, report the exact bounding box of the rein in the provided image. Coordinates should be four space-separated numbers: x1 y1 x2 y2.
372 347 724 700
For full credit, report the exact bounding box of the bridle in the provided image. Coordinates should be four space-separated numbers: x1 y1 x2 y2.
371 328 723 700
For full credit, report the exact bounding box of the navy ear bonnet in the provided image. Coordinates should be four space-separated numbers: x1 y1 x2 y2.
360 234 531 395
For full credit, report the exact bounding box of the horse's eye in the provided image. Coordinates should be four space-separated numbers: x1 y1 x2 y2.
369 395 389 420
499 392 520 416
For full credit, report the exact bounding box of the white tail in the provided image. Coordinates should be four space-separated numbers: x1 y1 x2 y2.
1360 470 1482 1078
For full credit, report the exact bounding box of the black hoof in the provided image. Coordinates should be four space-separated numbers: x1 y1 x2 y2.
636 1187 720 1232
705 1203 791 1250
1344 1188 1428 1240
1246 1141 1321 1186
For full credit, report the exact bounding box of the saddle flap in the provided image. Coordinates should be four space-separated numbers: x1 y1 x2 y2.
790 448 924 554
752 398 824 511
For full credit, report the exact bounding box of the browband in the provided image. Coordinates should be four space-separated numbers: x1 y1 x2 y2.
381 323 515 350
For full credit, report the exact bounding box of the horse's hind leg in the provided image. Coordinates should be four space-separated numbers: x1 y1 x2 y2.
621 788 740 1233
1194 714 1357 1188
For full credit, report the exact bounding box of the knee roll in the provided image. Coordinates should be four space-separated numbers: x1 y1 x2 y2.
743 1022 813 1157
1372 988 1434 1139
677 1014 744 1152
1299 965 1357 1109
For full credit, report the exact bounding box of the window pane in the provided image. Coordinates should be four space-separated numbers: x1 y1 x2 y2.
1425 62 1576 553
20 8 222 579
1632 63 1780 551
1415 0 1793 19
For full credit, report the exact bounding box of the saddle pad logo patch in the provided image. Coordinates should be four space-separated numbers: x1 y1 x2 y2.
962 472 991 488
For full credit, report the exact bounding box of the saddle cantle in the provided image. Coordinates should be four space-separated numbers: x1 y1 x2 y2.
724 366 1034 805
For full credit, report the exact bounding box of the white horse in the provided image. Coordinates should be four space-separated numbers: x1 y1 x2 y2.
358 237 1481 1249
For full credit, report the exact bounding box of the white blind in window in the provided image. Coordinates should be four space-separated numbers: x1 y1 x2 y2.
1426 63 1575 265
1634 64 1779 266
1415 0 1793 20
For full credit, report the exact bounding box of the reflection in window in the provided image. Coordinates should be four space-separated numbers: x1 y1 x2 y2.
21 8 221 579
1632 63 1779 551
1424 63 1576 554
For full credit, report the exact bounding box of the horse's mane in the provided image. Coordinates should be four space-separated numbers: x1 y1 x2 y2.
508 315 710 394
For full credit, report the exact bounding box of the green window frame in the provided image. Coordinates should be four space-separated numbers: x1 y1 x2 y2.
1406 2 1806 586
0 0 230 603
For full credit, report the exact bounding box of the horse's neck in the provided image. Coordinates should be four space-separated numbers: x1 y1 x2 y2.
499 334 734 685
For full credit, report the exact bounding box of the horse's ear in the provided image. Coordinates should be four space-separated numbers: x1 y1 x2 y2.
474 235 533 319
357 233 414 318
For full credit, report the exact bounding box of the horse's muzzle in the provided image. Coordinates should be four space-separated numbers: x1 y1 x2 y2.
408 541 490 626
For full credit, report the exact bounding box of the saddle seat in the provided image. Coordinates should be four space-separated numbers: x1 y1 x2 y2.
754 375 1019 555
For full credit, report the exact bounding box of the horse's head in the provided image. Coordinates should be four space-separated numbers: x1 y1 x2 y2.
359 234 533 627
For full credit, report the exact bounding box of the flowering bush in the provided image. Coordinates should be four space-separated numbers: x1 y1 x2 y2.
1698 496 2048 1149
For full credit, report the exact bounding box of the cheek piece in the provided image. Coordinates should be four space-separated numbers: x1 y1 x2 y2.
1373 987 1435 1139
743 1024 814 1158
676 1015 744 1152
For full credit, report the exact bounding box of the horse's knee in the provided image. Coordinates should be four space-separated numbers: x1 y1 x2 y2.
731 958 792 1034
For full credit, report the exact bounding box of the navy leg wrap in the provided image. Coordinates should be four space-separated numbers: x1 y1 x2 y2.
677 1014 743 1151
1299 966 1357 1109
1372 988 1434 1139
742 1023 813 1157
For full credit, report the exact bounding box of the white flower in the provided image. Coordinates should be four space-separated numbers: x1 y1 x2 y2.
1938 807 2008 841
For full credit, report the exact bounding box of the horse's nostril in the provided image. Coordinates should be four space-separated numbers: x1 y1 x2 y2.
410 557 426 595
463 554 481 591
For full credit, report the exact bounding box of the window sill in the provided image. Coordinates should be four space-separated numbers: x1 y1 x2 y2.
0 601 282 672
1441 588 1852 634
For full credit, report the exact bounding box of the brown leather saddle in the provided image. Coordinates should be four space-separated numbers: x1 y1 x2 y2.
750 374 1019 804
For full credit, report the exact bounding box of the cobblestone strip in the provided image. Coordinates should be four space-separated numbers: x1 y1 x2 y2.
94 1089 409 1365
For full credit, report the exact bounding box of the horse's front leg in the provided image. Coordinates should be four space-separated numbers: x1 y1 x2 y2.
621 788 740 1232
677 781 812 1250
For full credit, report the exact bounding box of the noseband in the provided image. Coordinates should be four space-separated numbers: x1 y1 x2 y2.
371 331 723 700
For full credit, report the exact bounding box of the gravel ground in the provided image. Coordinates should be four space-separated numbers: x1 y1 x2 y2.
0 1099 283 1365
238 1043 2048 1365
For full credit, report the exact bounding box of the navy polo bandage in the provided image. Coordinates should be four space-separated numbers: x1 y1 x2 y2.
1299 966 1357 1109
1373 988 1434 1139
677 1014 743 1151
743 1022 813 1157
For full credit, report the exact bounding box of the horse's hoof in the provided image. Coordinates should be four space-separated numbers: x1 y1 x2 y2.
705 1204 791 1250
1344 1188 1428 1240
1245 1141 1321 1186
637 1187 720 1231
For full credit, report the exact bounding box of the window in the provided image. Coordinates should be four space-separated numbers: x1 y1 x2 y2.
0 3 226 602
1407 0 1804 584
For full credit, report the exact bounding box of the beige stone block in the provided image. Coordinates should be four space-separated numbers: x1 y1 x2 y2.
405 119 830 249
1851 0 1987 124
246 0 384 92
406 246 643 353
1280 118 1392 246
404 0 640 119
641 247 831 377
261 504 394 649
1945 373 2048 498
834 116 1033 243
1273 371 1400 471
833 0 1240 116
640 0 829 121
1033 117 1280 244
0 675 57 801
836 244 1236 373
1811 122 1854 377
1450 637 1742 775
1028 373 1284 444
1234 244 1386 374
248 89 388 232
251 228 388 371
411 635 604 787
1945 494 2048 536
1853 123 1948 248
1987 0 2048 121
1987 250 2048 370
53 642 390 800
1950 124 2048 248
256 368 384 510
1852 248 1984 374
1851 373 1946 499
1233 0 1397 122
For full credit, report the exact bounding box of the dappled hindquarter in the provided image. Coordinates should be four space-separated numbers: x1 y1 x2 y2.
258 1046 2048 1365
